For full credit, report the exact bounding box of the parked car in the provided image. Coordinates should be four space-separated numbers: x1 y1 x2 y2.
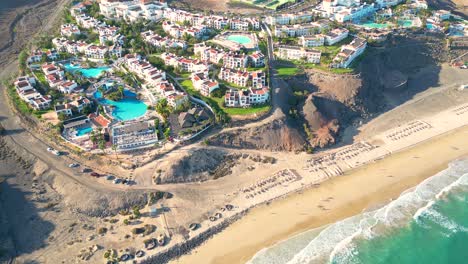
81 168 92 173
90 172 101 177
47 147 61 156
126 180 135 185
68 163 79 168
113 178 122 184
106 175 115 180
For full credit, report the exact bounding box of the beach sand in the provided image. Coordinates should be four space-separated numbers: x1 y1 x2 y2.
174 125 468 264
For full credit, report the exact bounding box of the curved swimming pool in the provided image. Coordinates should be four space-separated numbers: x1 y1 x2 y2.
94 90 147 121
227 35 252 45
64 63 111 78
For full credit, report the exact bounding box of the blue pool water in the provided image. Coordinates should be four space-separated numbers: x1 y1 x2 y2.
398 20 413 28
357 19 391 29
76 126 93 136
427 23 434 30
227 35 252 45
64 63 111 78
94 90 147 121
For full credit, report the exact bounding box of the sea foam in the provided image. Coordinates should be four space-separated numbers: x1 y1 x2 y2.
248 159 468 264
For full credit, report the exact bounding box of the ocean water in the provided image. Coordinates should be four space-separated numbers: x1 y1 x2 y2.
247 159 468 264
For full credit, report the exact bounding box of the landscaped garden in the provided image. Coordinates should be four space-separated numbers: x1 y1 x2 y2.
179 79 270 117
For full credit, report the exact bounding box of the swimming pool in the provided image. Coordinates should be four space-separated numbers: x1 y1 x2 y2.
64 63 111 78
76 126 93 136
227 35 252 45
94 90 147 121
359 21 391 29
398 20 413 28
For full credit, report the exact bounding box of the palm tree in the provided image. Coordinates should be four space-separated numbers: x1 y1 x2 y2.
90 131 98 147
111 144 118 160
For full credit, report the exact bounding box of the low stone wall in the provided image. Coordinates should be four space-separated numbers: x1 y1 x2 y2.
141 210 248 264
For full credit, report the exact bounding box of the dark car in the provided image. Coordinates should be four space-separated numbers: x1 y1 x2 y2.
90 172 101 177
81 168 92 173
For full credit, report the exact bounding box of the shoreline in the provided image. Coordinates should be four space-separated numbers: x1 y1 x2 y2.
174 124 468 264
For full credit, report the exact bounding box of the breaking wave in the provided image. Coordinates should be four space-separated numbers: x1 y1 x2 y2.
247 159 468 264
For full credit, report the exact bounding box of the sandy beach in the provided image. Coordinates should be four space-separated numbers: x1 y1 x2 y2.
175 124 468 264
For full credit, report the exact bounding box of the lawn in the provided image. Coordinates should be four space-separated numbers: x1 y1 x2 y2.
211 96 270 116
7 85 33 115
179 79 270 116
34 70 47 85
180 79 197 94
178 72 192 79
276 66 299 77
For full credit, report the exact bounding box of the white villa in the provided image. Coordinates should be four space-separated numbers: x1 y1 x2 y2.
218 68 266 88
124 54 188 107
162 21 207 39
277 46 321 63
266 13 314 25
55 97 92 117
191 71 220 96
223 53 249 69
274 24 321 38
315 0 376 22
194 43 226 64
250 51 265 67
14 76 52 110
332 37 367 68
141 30 187 49
324 28 349 45
299 35 325 47
60 24 81 37
224 86 269 107
27 49 59 63
160 53 209 73
99 0 167 22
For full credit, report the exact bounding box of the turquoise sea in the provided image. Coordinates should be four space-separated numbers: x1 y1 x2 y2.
247 159 468 264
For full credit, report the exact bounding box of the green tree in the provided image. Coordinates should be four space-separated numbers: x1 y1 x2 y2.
163 127 171 139
57 112 68 121
18 50 29 72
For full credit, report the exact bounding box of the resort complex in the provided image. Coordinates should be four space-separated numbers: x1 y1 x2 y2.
1 0 468 263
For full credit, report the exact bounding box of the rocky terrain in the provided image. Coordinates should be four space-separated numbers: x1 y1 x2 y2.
210 118 306 151
155 148 277 183
291 32 450 148
427 0 468 19
208 32 451 152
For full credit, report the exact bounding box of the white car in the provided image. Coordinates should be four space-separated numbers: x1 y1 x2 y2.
113 178 122 184
47 147 54 152
68 163 79 168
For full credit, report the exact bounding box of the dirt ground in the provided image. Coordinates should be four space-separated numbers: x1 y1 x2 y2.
427 0 468 19
170 0 264 15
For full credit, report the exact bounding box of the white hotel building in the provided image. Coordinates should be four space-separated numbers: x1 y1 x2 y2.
99 0 167 22
266 13 314 25
277 46 321 64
